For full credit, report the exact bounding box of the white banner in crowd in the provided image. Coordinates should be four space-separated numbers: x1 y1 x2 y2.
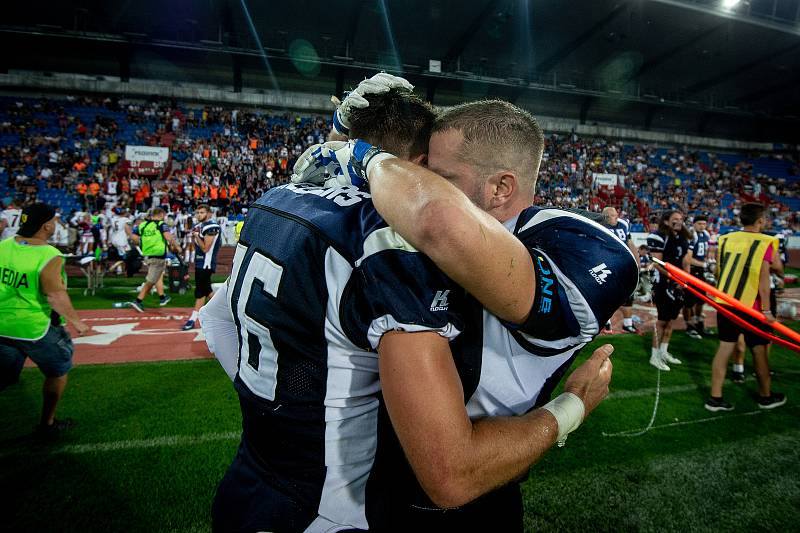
125 145 170 164
593 172 619 188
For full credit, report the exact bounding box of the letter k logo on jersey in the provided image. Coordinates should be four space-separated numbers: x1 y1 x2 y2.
589 263 612 284
430 290 450 311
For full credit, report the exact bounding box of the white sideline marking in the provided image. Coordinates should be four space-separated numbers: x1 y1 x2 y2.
53 431 240 455
608 383 698 400
607 370 800 401
603 409 765 437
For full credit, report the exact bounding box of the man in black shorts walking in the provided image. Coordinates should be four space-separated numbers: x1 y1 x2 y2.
182 204 222 331
646 210 691 371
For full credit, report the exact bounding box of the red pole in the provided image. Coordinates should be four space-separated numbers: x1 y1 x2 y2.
652 257 800 346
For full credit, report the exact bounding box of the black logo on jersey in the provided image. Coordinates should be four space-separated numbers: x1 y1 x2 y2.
0 267 29 289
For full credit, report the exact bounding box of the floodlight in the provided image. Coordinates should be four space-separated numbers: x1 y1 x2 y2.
722 0 741 8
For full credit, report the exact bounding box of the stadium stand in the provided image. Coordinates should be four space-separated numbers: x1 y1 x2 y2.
1 94 798 241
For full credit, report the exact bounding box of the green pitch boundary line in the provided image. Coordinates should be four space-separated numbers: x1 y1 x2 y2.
0 431 240 459
608 369 800 400
53 431 240 454
608 383 697 399
603 406 800 437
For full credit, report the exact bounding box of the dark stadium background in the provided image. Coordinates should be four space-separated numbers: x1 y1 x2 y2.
2 0 799 142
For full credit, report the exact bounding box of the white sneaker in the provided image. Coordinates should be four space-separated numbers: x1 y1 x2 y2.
662 352 682 365
650 355 671 371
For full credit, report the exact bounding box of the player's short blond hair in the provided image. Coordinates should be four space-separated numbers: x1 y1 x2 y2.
433 100 545 192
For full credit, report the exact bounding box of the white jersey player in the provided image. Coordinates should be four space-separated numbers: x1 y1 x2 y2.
0 204 22 240
215 213 229 245
178 211 196 263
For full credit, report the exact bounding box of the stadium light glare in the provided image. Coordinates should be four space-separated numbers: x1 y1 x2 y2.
721 0 741 8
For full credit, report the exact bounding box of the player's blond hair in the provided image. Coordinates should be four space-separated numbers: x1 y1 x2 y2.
432 100 545 194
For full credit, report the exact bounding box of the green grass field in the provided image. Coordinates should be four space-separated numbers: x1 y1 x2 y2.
66 274 228 309
1 277 799 531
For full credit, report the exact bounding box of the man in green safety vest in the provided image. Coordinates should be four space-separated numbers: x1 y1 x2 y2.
126 207 182 312
0 203 93 438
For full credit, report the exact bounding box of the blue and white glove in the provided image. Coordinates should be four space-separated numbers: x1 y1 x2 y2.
291 140 396 188
291 141 362 188
332 73 414 136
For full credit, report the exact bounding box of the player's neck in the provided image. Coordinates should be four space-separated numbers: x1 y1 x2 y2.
15 235 47 245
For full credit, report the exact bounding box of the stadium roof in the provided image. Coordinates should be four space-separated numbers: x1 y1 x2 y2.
3 0 799 143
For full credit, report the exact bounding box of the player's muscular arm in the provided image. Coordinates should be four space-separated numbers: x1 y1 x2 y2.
370 159 535 324
379 331 612 508
197 233 216 253
651 250 668 277
41 257 91 336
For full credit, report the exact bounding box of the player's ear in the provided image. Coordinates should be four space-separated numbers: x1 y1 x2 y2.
410 153 428 167
487 171 516 208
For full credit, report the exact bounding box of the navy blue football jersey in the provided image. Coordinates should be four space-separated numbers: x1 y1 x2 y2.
647 230 689 285
194 219 222 271
366 206 640 526
606 218 631 244
225 183 463 530
690 229 711 262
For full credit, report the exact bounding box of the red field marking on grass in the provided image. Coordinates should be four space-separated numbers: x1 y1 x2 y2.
24 308 213 367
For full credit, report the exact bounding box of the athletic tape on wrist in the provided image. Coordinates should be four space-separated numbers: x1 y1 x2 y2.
542 392 585 444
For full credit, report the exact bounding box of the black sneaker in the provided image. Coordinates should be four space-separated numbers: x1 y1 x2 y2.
686 329 702 339
159 295 171 307
34 418 76 440
731 371 745 384
130 300 144 313
757 392 787 410
622 324 638 334
704 397 734 412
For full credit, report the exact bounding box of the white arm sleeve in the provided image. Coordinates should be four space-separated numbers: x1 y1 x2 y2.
199 284 239 381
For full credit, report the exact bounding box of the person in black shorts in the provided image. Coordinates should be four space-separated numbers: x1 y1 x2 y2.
705 203 786 411
646 210 691 371
683 215 712 338
182 204 222 331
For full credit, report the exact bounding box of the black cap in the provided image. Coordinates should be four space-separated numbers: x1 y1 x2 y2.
694 214 708 223
17 203 57 237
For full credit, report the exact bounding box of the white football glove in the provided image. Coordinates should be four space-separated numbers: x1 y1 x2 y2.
291 141 358 188
332 73 414 136
291 140 396 188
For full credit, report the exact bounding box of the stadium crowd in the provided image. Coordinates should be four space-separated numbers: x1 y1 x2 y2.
1 94 799 249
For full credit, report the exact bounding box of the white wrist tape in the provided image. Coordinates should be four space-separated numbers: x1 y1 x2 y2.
364 151 397 180
542 392 585 444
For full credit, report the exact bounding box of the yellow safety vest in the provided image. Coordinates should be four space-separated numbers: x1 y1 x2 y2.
715 231 777 308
